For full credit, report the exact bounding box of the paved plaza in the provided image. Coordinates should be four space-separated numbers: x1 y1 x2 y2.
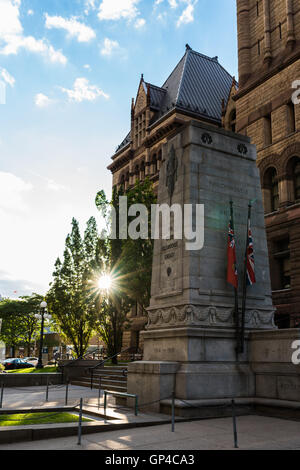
0 415 300 450
0 385 300 450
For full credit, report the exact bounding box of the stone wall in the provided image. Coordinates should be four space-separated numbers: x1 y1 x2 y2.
250 329 300 401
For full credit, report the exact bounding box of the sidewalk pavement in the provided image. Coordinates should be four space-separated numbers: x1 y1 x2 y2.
1 384 172 425
1 386 300 450
0 415 300 450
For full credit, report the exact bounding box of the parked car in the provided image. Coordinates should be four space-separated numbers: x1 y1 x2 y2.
23 357 38 367
2 358 35 370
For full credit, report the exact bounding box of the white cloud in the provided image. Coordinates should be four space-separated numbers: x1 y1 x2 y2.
135 18 146 29
98 0 140 21
0 67 15 86
100 38 120 56
60 78 109 103
46 179 69 192
84 0 97 15
155 0 196 27
0 171 32 214
45 14 96 43
0 0 67 64
83 64 91 70
169 0 178 8
34 93 53 108
176 1 196 27
27 8 33 15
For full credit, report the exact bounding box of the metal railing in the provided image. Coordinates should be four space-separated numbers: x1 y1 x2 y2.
89 348 131 390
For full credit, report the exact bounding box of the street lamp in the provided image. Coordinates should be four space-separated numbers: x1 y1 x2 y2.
35 301 51 369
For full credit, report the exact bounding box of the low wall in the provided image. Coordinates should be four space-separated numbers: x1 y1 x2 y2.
0 373 63 388
250 329 300 402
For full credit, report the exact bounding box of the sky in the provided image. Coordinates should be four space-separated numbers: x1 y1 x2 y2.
0 0 237 298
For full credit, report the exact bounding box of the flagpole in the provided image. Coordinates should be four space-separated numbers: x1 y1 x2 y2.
230 201 240 356
240 203 252 354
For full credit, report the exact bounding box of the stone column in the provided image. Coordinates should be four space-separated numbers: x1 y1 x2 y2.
237 0 251 87
263 0 272 65
286 0 296 50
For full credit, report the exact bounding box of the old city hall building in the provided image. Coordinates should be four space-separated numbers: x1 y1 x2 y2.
108 0 300 352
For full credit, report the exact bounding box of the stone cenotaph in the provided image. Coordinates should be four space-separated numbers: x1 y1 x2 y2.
127 120 276 413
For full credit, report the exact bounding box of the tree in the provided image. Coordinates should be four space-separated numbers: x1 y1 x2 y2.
0 294 43 356
120 178 157 312
47 217 98 358
94 178 156 361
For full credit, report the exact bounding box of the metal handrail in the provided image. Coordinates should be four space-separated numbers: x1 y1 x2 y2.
89 347 131 389
89 347 131 371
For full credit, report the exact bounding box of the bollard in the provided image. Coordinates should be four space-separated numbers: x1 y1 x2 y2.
90 370 93 390
77 398 83 446
0 382 4 409
171 392 175 432
98 377 101 410
46 377 49 403
231 400 239 449
65 381 69 406
104 391 107 422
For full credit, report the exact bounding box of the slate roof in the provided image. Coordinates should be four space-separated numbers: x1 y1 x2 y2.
115 46 233 154
115 132 131 154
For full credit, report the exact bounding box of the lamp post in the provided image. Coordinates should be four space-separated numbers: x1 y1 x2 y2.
35 301 51 369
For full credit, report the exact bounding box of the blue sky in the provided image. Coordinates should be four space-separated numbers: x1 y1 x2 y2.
0 0 237 297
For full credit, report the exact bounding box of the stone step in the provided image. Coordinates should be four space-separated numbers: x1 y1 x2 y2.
96 374 127 380
74 376 127 385
71 380 127 393
92 372 127 379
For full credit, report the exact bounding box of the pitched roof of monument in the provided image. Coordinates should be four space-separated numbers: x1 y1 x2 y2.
115 45 233 154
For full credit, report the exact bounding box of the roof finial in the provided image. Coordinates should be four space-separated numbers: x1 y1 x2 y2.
186 44 192 51
141 73 144 81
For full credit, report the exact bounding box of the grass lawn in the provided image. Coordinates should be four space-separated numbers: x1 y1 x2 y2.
0 412 91 427
7 366 59 374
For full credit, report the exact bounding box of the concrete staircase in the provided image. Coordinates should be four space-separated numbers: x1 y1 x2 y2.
71 365 128 393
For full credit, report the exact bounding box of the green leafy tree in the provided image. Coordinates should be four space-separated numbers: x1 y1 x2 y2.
0 294 43 356
121 178 157 312
94 179 156 362
47 218 98 358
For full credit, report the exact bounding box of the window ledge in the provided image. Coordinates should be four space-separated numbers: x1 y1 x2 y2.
272 289 292 294
264 210 279 217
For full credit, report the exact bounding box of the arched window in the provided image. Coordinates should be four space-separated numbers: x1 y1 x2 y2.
135 165 140 182
152 154 157 174
140 161 145 180
263 167 279 213
287 102 296 134
229 110 236 133
287 156 300 202
125 172 130 190
294 161 300 200
119 174 125 191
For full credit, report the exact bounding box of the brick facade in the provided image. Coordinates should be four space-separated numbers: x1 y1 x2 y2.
234 0 300 327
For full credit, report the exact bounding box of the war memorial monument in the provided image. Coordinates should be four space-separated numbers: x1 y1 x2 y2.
127 120 300 416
